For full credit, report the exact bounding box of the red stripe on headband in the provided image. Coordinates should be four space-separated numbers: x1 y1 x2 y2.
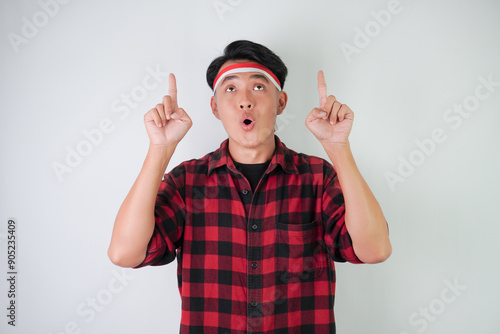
213 62 281 90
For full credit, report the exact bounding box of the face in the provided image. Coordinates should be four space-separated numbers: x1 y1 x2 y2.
210 60 288 153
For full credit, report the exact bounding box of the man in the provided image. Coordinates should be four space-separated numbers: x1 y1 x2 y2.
108 40 391 333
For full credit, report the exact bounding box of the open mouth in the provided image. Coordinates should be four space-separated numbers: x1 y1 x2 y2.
241 116 255 131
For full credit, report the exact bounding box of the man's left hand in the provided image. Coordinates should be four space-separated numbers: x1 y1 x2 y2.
305 70 354 144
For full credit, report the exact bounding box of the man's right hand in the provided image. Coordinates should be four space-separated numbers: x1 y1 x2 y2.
144 73 192 147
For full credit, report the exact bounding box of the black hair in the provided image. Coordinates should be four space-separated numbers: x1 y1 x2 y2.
206 40 288 91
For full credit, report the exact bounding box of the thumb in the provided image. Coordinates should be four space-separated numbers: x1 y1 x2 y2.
310 107 327 120
171 108 185 119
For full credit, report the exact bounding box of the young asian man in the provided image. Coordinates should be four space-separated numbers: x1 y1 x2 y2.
108 40 391 333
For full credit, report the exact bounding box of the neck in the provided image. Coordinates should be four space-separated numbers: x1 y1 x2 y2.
228 136 276 164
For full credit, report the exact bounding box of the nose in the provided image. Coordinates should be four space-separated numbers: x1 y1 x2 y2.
239 91 253 110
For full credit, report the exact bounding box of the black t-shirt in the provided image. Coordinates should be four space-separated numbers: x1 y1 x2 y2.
234 159 272 192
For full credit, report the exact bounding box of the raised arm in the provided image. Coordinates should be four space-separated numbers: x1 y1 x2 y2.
305 70 391 264
108 74 192 268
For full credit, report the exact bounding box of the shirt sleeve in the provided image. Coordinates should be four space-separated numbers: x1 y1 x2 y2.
321 162 364 264
133 166 186 268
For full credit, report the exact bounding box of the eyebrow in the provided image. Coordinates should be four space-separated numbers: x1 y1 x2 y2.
220 74 270 86
250 74 269 82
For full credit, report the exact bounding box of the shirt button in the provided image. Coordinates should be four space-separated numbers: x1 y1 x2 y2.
242 189 249 195
251 262 258 269
251 301 258 307
251 224 258 230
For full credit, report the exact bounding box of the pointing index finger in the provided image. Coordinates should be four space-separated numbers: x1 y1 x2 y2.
317 70 327 110
169 73 178 110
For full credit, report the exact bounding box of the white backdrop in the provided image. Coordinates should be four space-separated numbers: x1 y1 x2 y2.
1 0 499 333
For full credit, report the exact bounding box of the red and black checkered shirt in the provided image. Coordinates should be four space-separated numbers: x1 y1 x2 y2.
134 135 363 333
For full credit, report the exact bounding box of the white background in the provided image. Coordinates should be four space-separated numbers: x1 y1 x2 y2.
1 0 499 333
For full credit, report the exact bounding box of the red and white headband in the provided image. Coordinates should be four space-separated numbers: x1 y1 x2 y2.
213 62 282 92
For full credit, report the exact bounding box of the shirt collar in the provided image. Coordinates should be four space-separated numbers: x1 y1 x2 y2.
208 135 299 176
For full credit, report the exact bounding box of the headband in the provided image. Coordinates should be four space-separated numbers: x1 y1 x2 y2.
213 62 282 92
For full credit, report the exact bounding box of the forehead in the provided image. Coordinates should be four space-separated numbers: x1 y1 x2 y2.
213 59 281 93
217 60 270 83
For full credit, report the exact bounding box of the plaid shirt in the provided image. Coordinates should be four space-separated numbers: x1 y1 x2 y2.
134 135 363 333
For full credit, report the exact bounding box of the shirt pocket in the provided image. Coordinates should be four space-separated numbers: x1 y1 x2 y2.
275 220 328 283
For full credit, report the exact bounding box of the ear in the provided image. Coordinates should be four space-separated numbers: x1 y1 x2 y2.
276 91 288 115
211 95 220 120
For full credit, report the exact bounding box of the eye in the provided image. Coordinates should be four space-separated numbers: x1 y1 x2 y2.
254 84 264 91
225 86 235 92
